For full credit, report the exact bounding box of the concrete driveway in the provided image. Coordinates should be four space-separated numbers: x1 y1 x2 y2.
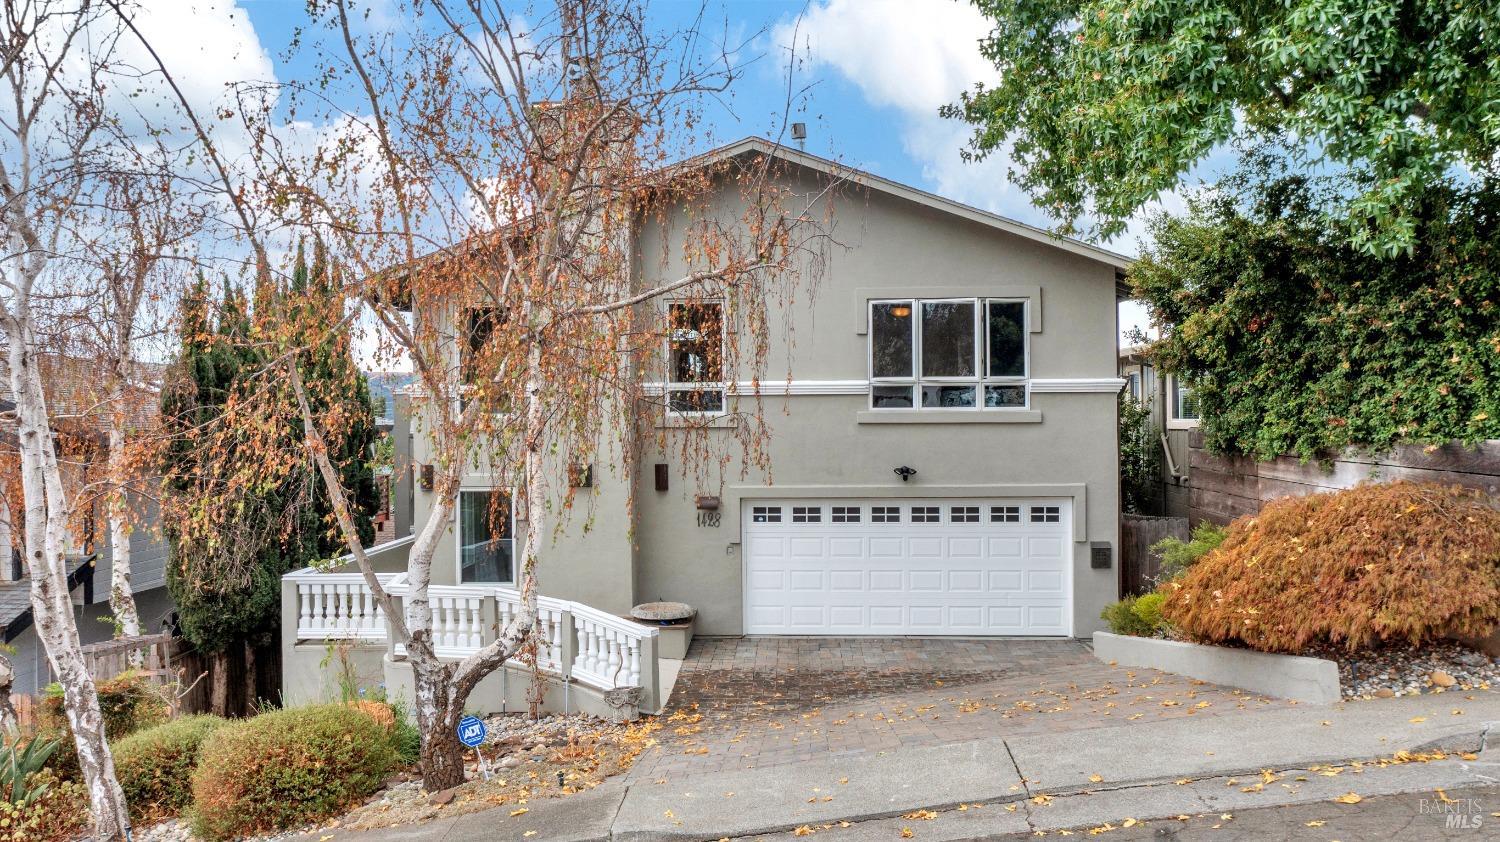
633 636 1295 779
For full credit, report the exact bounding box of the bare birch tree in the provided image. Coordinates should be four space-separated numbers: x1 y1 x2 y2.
221 0 835 789
0 0 135 835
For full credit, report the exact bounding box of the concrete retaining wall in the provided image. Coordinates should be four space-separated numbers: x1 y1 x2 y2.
1093 632 1341 704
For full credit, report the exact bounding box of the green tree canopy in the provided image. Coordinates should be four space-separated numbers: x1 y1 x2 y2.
1130 162 1500 460
948 0 1500 254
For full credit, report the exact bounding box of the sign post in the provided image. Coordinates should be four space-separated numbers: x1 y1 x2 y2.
457 714 490 781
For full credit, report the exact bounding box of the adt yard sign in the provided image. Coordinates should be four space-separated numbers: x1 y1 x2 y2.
457 715 487 748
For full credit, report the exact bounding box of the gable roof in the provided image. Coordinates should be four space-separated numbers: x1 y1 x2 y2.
692 137 1133 271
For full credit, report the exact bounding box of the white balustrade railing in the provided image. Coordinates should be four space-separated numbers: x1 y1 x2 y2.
570 602 654 690
293 573 398 640
289 566 659 695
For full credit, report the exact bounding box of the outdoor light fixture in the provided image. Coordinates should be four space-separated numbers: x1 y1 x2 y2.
893 466 917 482
889 304 911 318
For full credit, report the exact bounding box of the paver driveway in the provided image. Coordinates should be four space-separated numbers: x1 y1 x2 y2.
632 637 1296 779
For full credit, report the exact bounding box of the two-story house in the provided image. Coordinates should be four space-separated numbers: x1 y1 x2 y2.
391 138 1130 642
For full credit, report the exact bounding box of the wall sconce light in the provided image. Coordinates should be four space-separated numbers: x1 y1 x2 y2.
418 463 434 491
893 466 917 482
889 304 911 318
654 464 669 492
569 462 593 488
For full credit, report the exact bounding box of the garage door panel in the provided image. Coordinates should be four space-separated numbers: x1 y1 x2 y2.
828 537 865 557
987 537 1024 558
788 569 825 590
744 498 1071 636
948 570 984 591
828 569 865 591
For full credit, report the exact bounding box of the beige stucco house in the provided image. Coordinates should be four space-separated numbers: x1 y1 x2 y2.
283 138 1131 715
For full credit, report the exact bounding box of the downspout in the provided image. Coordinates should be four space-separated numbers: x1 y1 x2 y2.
1161 433 1185 481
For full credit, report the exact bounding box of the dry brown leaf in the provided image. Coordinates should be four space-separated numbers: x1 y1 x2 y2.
1334 793 1362 804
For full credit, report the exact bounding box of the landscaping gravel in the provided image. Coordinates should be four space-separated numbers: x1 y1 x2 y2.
1308 641 1500 699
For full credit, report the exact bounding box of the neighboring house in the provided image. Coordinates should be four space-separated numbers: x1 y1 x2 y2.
1118 346 1195 519
392 138 1132 639
0 356 172 695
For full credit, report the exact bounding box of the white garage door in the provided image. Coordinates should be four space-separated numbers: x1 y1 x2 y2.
743 498 1071 636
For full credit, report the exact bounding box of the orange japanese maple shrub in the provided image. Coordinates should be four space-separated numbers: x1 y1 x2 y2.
1161 482 1500 652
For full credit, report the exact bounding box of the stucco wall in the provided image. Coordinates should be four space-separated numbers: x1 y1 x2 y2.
402 159 1123 636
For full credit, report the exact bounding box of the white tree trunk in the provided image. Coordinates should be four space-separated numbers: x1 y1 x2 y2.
5 327 131 840
106 419 141 644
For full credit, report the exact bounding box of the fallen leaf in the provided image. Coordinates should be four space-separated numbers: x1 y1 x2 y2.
1174 778 1192 785
903 809 938 821
1409 717 1427 724
1088 774 1103 783
1121 818 1137 827
900 829 913 839
1436 789 1457 804
1334 793 1362 804
1304 820 1325 827
792 826 813 837
510 808 529 817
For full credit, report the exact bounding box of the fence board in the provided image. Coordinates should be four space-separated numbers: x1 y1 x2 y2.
1121 514 1189 595
1188 437 1500 524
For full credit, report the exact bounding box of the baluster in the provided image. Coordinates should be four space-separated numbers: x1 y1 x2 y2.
362 588 376 634
334 584 348 631
627 638 642 686
606 630 624 684
465 598 480 650
299 584 313 632
311 585 326 632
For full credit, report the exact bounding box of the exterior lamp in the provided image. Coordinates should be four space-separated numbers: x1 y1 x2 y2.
889 304 911 318
893 466 917 482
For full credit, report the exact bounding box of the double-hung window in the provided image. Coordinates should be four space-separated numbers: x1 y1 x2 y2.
868 298 1028 410
666 301 725 415
458 489 514 584
1168 374 1200 428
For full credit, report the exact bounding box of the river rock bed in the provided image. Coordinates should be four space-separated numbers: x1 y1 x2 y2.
1309 642 1500 699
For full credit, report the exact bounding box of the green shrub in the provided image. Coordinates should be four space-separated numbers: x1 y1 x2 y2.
1153 522 1227 582
1131 592 1167 632
1163 482 1500 652
189 704 396 840
38 671 168 779
114 715 231 822
1101 597 1153 637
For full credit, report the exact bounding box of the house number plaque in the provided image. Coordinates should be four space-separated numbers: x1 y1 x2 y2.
697 511 721 528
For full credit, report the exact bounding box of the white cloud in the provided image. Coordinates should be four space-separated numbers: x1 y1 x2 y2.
776 0 1179 260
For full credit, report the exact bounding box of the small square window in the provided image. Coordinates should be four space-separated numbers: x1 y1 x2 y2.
1029 505 1061 523
792 506 822 523
751 506 781 524
911 506 940 523
990 505 1020 523
871 506 901 523
950 505 979 523
831 506 861 523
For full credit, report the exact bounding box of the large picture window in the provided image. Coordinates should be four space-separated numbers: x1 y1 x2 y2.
458 490 514 584
868 297 1028 410
666 301 725 414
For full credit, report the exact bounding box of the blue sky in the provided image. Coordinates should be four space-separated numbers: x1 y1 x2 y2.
207 0 1172 339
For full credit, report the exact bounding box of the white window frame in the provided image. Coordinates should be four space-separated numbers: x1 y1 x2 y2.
664 299 727 418
1167 374 1200 429
455 486 516 585
867 297 1030 411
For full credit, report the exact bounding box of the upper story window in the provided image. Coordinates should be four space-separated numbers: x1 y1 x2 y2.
666 302 725 415
1168 374 1200 428
462 307 504 386
869 298 1028 410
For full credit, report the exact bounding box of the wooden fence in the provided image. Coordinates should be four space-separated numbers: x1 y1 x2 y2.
1120 513 1189 596
45 633 282 718
1188 431 1500 525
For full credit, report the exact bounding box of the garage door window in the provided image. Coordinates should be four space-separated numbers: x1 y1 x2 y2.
792 506 822 523
911 506 940 523
869 298 1029 411
831 506 862 523
1030 505 1061 523
990 505 1020 523
871 506 901 523
950 505 980 522
752 505 782 523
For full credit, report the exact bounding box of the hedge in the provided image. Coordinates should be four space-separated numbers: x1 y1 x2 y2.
113 715 231 822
